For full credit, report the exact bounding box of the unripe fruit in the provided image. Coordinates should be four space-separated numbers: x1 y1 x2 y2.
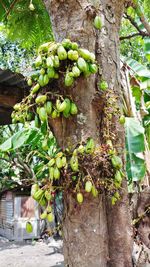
40 212 47 219
26 222 33 233
47 213 54 222
77 192 83 204
94 16 102 30
85 181 92 193
57 45 67 60
119 115 125 125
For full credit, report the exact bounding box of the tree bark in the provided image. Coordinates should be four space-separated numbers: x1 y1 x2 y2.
44 0 133 266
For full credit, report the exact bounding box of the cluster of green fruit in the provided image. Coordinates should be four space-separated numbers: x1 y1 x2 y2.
27 39 98 92
31 183 55 222
76 181 98 204
48 152 67 181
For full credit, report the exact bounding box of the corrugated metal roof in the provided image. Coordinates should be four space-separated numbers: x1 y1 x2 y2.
0 69 28 89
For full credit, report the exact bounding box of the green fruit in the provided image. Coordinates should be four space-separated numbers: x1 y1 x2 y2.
78 145 84 154
58 100 67 112
31 184 39 196
27 78 32 86
65 73 74 87
34 115 41 128
78 49 91 61
111 155 122 169
54 72 59 79
91 186 98 197
70 155 79 172
54 167 60 180
71 42 79 50
35 95 47 104
68 50 79 61
62 38 72 49
14 103 21 111
32 189 44 201
53 55 60 68
72 176 77 181
115 170 122 183
49 167 54 180
94 15 102 30
38 74 44 87
63 98 71 118
27 112 34 121
46 56 54 68
45 190 52 201
26 222 33 233
85 138 95 154
42 139 48 151
51 110 58 119
39 107 47 122
77 57 88 72
47 67 55 78
31 83 40 94
47 212 54 222
77 192 83 204
39 196 47 207
85 181 92 193
45 101 52 115
35 55 42 67
48 158 55 167
62 156 67 167
119 115 125 125
72 66 81 77
89 52 96 63
56 157 63 169
40 68 45 75
56 152 63 158
99 81 108 91
43 74 49 85
70 102 78 115
46 205 52 213
57 45 67 60
89 63 98 74
40 211 47 219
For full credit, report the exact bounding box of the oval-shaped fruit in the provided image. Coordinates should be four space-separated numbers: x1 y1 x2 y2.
56 152 63 158
77 192 83 204
40 211 47 219
27 112 34 121
53 55 60 68
56 157 63 169
115 170 122 183
78 49 91 61
119 115 125 125
32 189 44 201
48 158 55 167
111 155 122 169
46 56 54 68
39 107 47 122
54 167 60 180
94 15 102 30
51 110 58 119
40 68 45 75
38 74 45 87
89 63 98 74
63 98 71 118
39 196 47 207
14 103 21 111
57 45 67 60
68 50 79 61
47 212 54 222
31 184 39 196
26 222 33 233
45 101 52 115
46 205 52 213
77 57 88 73
70 155 79 172
71 42 79 50
89 52 96 63
43 74 49 85
65 73 74 87
47 67 55 78
35 55 42 67
85 138 95 154
58 100 67 112
99 81 108 91
31 83 40 94
72 66 81 77
35 95 47 104
91 186 98 197
62 156 67 167
45 190 52 201
49 167 54 180
42 139 48 151
70 102 78 115
62 39 72 49
78 145 84 154
27 78 32 86
85 181 92 193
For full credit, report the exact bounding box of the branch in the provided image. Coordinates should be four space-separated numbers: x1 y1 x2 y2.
124 13 149 38
120 32 143 40
6 0 19 17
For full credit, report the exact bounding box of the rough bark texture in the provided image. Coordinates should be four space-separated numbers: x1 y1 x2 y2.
44 0 133 266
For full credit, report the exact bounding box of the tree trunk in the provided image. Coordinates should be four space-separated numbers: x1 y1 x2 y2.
44 0 133 266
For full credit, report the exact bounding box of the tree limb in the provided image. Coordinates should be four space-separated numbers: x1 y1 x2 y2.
120 32 146 40
124 13 150 38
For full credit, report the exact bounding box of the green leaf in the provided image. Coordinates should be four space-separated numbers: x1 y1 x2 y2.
0 137 12 151
126 153 146 182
